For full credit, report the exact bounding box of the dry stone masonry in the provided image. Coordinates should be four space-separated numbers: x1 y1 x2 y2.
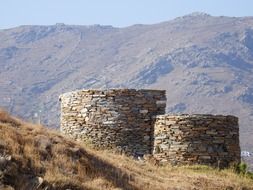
60 89 166 156
153 114 240 168
60 89 241 167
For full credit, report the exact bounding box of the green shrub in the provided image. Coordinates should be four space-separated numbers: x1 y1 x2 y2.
235 162 247 175
234 162 253 179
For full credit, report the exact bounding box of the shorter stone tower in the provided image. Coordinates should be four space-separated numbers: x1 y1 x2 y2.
153 114 240 168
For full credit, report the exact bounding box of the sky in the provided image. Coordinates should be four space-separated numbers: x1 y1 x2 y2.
1 0 253 29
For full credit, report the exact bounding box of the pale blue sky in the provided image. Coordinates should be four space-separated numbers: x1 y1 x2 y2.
1 0 253 29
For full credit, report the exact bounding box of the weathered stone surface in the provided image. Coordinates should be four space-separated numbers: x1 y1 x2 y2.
153 114 241 168
60 89 166 156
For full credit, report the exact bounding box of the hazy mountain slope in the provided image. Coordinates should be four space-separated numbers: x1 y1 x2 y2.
1 13 253 153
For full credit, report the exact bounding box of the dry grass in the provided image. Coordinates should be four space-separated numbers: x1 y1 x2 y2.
0 109 252 190
87 149 253 190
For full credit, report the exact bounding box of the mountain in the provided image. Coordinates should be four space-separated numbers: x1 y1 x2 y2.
1 109 253 189
1 13 253 154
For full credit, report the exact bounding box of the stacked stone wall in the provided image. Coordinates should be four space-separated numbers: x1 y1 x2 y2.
153 114 241 167
60 89 166 156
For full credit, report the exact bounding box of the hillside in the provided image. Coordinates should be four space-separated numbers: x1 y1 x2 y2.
0 109 253 190
0 13 253 155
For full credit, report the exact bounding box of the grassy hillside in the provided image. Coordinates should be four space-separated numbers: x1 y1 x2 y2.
0 109 252 190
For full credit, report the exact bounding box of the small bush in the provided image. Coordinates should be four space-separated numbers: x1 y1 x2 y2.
234 162 253 179
235 162 247 175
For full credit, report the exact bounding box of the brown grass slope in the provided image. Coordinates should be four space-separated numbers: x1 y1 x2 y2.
0 109 252 190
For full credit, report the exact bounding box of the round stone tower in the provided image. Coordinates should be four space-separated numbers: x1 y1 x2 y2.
60 89 166 156
153 114 241 168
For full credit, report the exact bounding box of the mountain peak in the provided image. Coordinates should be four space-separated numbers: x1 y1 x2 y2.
174 12 211 21
185 12 211 17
